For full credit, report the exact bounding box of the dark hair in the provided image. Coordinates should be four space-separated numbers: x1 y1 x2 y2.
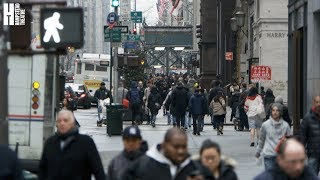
164 128 187 142
199 88 205 93
242 83 247 89
200 139 221 155
248 87 258 97
194 89 200 93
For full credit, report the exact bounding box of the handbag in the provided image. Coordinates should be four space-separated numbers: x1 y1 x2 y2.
122 88 129 108
256 99 266 119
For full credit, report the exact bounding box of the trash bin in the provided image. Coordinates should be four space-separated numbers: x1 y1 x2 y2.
106 103 124 136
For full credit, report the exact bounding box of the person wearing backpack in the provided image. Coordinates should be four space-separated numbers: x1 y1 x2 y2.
147 87 162 127
126 81 143 125
210 92 227 135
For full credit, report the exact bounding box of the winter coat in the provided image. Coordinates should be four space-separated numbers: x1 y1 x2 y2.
124 145 199 180
189 93 207 116
263 93 275 119
297 110 320 159
38 129 106 180
192 155 238 180
169 85 189 117
210 97 226 116
147 88 162 115
254 162 318 180
230 92 241 116
0 145 23 180
244 95 264 118
208 87 225 106
94 87 112 100
108 141 148 180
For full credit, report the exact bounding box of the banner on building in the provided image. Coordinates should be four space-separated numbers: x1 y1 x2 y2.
250 66 271 82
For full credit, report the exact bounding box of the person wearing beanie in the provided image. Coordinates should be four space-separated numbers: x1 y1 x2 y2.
108 126 148 180
266 96 292 127
255 103 291 170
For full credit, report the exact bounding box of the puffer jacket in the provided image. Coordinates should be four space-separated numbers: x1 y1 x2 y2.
192 155 238 180
210 97 226 116
297 109 320 158
244 95 263 118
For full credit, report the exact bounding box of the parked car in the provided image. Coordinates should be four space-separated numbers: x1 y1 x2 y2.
66 83 92 109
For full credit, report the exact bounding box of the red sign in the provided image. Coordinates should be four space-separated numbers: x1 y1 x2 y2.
225 52 233 61
250 66 271 81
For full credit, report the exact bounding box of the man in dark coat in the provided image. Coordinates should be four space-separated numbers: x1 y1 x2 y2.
297 95 320 175
189 89 207 135
169 82 189 128
126 81 144 125
254 138 318 180
38 110 106 180
108 126 148 180
124 128 200 180
0 145 23 180
147 86 162 127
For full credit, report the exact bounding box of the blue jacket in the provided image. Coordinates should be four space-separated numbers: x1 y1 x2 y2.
189 93 207 116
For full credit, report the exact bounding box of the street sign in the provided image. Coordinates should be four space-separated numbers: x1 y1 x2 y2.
250 66 271 82
225 52 233 60
131 11 142 23
122 41 137 49
40 8 83 49
127 35 140 41
107 12 118 25
104 27 122 42
105 25 128 33
100 61 110 66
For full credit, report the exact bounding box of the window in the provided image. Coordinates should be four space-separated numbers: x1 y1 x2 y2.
85 64 94 71
96 65 108 71
76 63 82 74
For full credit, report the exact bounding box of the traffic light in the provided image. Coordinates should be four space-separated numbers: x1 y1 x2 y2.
132 28 137 35
196 24 202 39
32 81 40 110
111 0 119 7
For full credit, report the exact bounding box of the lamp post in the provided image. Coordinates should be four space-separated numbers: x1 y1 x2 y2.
231 9 247 84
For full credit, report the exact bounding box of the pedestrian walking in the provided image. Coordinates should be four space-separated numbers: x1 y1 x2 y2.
168 82 189 128
108 126 148 180
196 139 238 180
0 145 23 180
147 86 162 127
245 87 265 147
229 86 241 122
189 89 207 135
255 103 291 170
126 81 144 125
95 82 112 126
263 89 275 120
143 82 152 125
266 96 292 127
163 83 176 126
38 110 106 180
208 80 226 130
210 91 227 135
254 138 318 180
199 88 208 131
124 128 201 180
61 97 80 127
297 95 320 175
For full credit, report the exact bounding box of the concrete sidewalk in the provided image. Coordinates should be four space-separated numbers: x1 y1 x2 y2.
75 107 263 180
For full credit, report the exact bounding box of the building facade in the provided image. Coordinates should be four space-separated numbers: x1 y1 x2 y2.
234 0 288 101
288 0 320 133
68 0 110 54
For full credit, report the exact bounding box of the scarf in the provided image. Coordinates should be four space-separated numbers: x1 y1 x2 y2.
56 128 78 150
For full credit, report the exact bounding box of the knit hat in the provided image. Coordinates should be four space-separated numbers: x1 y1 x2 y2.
271 103 283 116
275 96 284 104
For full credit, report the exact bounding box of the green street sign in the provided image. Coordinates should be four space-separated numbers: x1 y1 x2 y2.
104 26 122 42
127 35 140 41
131 11 142 23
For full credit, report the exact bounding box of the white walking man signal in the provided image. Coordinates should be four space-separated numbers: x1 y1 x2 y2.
43 12 64 43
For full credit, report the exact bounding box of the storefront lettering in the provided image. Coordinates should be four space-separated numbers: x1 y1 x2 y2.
266 32 287 38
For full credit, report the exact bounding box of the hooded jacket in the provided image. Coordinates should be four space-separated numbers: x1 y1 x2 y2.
147 87 162 115
170 84 189 117
192 155 238 180
124 144 199 180
189 93 207 116
108 140 148 180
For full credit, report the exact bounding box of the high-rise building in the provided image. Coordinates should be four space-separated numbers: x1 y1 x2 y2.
68 0 110 54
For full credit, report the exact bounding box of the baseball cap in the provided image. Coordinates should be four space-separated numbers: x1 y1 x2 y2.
123 126 142 139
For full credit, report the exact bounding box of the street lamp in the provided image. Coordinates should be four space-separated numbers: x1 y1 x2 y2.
230 10 247 37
